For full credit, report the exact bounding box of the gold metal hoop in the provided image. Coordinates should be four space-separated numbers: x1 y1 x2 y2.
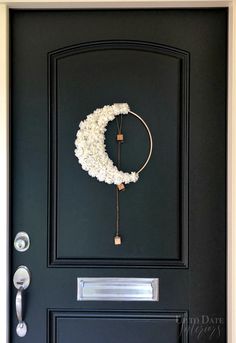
128 110 153 174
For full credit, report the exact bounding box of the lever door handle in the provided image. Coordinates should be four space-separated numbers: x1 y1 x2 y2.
13 266 31 337
15 287 27 336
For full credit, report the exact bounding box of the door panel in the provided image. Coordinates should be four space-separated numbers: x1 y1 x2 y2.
10 9 227 343
48 41 189 267
48 311 188 343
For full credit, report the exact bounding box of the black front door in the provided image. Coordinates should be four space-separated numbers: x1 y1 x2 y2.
10 9 227 343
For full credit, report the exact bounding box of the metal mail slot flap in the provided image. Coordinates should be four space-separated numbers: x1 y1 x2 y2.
77 278 159 301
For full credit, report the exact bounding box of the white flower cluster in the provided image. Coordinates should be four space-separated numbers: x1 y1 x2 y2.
74 103 139 185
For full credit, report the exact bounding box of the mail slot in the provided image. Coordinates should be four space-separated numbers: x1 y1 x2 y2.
77 278 159 301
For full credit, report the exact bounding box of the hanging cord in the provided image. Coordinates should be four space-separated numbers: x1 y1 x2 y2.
114 114 123 245
116 113 123 134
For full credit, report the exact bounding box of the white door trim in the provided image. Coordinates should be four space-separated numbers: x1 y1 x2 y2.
0 2 235 342
0 5 9 343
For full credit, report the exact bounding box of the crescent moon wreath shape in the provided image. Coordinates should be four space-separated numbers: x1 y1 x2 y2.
74 103 153 186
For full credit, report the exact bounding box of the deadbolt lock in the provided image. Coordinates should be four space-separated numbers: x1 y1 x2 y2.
14 232 30 252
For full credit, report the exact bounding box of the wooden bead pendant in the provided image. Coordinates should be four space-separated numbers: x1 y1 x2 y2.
116 133 124 142
114 234 122 245
117 183 125 191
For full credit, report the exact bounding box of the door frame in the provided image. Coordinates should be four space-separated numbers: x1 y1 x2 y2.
0 1 235 342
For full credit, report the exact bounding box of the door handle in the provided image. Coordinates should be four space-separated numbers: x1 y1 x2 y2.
16 288 26 334
13 266 31 337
